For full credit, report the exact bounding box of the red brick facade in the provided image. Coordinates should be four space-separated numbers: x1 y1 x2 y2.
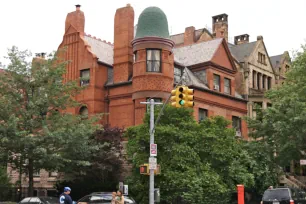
58 4 248 138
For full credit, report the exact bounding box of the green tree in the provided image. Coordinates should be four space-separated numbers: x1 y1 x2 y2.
125 106 254 204
248 44 306 167
56 126 125 200
0 46 102 196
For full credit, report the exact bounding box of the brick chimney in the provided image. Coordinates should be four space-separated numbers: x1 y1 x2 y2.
184 26 195 46
65 4 85 36
212 13 228 42
113 4 134 83
234 34 249 45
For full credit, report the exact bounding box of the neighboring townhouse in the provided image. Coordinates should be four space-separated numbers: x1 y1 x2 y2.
270 51 291 85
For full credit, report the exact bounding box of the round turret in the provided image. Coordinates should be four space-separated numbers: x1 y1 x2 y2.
135 7 169 39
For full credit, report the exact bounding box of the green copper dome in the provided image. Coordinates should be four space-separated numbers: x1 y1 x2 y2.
135 7 170 39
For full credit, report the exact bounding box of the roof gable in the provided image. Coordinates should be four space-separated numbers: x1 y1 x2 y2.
84 35 114 66
173 38 223 66
249 40 276 75
211 39 237 72
228 41 257 62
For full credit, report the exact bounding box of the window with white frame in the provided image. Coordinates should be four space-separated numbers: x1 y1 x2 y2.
224 78 231 94
198 108 208 122
232 116 242 137
146 50 161 72
213 74 220 91
80 69 90 86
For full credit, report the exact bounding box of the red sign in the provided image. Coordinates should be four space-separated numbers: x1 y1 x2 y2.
150 144 157 156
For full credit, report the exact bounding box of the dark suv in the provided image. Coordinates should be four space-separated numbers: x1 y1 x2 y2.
77 192 136 204
261 188 306 204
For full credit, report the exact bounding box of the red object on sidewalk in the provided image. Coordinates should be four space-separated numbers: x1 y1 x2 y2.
237 185 244 204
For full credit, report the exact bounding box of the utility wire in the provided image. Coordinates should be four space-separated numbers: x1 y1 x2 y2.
151 67 187 134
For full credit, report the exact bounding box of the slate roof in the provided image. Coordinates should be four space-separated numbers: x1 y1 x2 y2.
270 54 282 69
182 68 243 99
228 41 257 62
170 28 213 46
173 38 222 66
84 35 114 66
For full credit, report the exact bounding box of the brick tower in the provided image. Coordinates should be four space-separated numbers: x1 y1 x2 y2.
131 7 175 125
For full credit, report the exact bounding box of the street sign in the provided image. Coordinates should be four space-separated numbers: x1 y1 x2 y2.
300 160 306 165
123 185 128 195
154 188 160 202
150 144 157 156
149 157 157 170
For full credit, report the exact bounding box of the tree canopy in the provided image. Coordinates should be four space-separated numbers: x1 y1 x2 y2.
248 44 306 167
125 105 274 204
0 46 102 196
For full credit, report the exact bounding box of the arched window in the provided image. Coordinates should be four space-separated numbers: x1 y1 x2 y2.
79 106 88 117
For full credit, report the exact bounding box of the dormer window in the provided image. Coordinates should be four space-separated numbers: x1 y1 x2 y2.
224 78 231 94
147 49 161 72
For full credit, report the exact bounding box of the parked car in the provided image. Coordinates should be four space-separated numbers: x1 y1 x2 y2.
261 187 306 204
77 192 136 204
18 197 58 204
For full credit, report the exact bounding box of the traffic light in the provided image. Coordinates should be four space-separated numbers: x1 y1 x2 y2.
140 164 149 175
154 165 161 175
170 86 194 108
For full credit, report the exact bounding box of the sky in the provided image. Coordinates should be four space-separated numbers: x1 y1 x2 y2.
0 0 305 66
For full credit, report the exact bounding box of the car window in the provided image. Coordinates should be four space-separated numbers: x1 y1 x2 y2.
90 195 112 203
123 196 135 204
21 198 32 203
263 189 290 201
40 197 59 204
78 196 91 202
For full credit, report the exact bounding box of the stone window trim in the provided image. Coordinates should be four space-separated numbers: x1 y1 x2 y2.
213 74 220 92
224 78 231 95
146 49 161 73
80 69 90 86
258 52 267 65
198 108 208 122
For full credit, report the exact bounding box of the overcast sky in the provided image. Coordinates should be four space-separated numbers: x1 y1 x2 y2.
1 0 305 65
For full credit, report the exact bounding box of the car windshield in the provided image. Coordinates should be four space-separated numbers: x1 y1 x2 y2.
40 197 59 204
263 189 290 201
79 194 135 204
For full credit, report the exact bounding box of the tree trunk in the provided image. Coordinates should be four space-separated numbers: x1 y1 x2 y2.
28 158 34 197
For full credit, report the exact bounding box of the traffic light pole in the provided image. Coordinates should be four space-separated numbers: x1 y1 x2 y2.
140 99 162 204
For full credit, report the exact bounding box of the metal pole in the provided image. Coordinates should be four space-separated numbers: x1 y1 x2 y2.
149 99 154 204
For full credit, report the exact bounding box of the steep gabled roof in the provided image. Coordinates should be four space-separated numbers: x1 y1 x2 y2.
173 38 223 66
228 41 257 62
170 28 213 45
270 54 282 69
84 35 114 66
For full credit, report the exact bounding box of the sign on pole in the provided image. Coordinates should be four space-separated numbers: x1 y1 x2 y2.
150 144 157 157
123 185 128 195
149 157 157 170
300 160 306 165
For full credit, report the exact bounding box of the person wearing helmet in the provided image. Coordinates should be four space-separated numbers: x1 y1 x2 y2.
59 187 73 204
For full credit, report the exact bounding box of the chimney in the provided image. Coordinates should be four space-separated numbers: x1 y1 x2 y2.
76 4 81 11
184 26 195 46
212 13 228 42
65 5 85 36
257 35 263 41
113 4 134 83
234 34 249 45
